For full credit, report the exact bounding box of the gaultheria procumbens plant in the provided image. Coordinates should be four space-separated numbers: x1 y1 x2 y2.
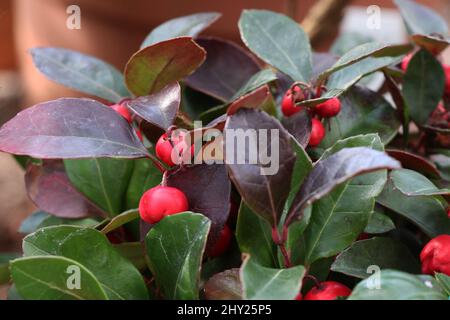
0 1 450 300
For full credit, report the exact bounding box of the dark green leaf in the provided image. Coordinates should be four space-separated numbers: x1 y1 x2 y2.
240 255 305 300
435 273 450 296
113 242 147 271
64 158 134 216
145 212 210 300
30 48 128 103
331 32 375 56
402 50 445 125
349 270 447 300
141 12 221 48
390 169 450 196
331 237 420 278
0 253 20 284
11 256 108 300
19 211 99 234
125 37 206 96
364 211 395 234
101 209 139 234
239 10 312 82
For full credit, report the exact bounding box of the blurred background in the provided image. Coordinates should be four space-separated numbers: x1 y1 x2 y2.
0 0 449 261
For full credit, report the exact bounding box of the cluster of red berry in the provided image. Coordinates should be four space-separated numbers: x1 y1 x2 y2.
281 85 341 148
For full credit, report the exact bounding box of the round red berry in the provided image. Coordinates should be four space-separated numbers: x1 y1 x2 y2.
304 281 352 300
315 98 341 118
308 118 325 147
281 86 303 117
155 131 192 167
207 225 232 258
139 186 189 224
420 235 450 276
110 103 132 123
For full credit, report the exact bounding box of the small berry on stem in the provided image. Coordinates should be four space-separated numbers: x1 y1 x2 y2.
304 281 352 300
420 234 450 276
308 118 325 147
156 131 193 167
281 86 304 117
315 97 341 118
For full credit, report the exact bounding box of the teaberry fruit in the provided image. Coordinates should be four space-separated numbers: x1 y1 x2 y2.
420 234 450 276
207 224 232 257
156 131 192 167
308 118 325 147
304 281 352 300
315 97 341 118
139 186 189 224
401 53 413 72
281 86 303 117
110 102 132 123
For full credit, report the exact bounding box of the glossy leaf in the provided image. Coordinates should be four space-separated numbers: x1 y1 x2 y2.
231 69 278 101
224 109 296 226
349 270 447 300
239 10 312 82
127 82 180 130
331 237 420 278
204 269 242 300
185 38 261 101
331 32 375 56
19 211 99 234
227 86 271 116
240 255 305 300
30 47 128 103
364 211 395 234
0 98 148 159
318 86 401 150
377 179 450 237
167 164 231 249
145 212 210 300
435 273 450 296
402 50 445 125
387 149 440 178
281 110 311 148
395 0 449 36
141 12 221 48
287 146 400 225
23 226 148 300
25 161 105 219
390 169 450 197
101 209 139 234
125 37 206 96
236 203 278 268
11 256 108 300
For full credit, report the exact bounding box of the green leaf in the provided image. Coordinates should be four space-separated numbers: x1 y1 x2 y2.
145 212 210 300
435 273 450 296
240 255 305 300
113 242 147 271
101 209 139 234
331 32 375 56
349 270 447 300
317 86 400 151
125 158 163 209
364 210 395 234
236 203 278 268
141 12 221 48
395 0 449 36
377 179 450 237
331 237 420 278
300 135 388 265
30 48 128 103
125 37 206 96
11 256 108 300
390 169 450 196
23 226 148 300
19 211 99 234
64 158 134 216
231 69 278 101
402 50 445 125
0 253 20 284
239 10 312 82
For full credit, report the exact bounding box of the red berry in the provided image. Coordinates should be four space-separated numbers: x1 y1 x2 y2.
294 293 303 300
155 132 192 167
207 225 232 257
139 186 189 224
401 53 413 72
110 103 132 123
315 98 341 118
443 64 450 96
281 86 303 117
308 118 325 147
420 235 450 276
304 281 352 300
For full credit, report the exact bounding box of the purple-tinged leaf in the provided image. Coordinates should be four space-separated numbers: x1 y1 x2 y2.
312 52 339 80
204 269 242 300
224 109 296 226
127 83 180 130
141 12 221 48
125 37 206 96
166 164 231 250
30 47 129 103
387 149 440 178
227 86 271 116
281 110 312 148
412 34 450 55
25 161 106 219
0 98 148 159
286 147 401 225
185 37 260 102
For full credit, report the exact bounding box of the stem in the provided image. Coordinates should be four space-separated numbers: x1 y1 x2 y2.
161 170 169 187
303 274 322 289
272 227 292 268
279 244 292 268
